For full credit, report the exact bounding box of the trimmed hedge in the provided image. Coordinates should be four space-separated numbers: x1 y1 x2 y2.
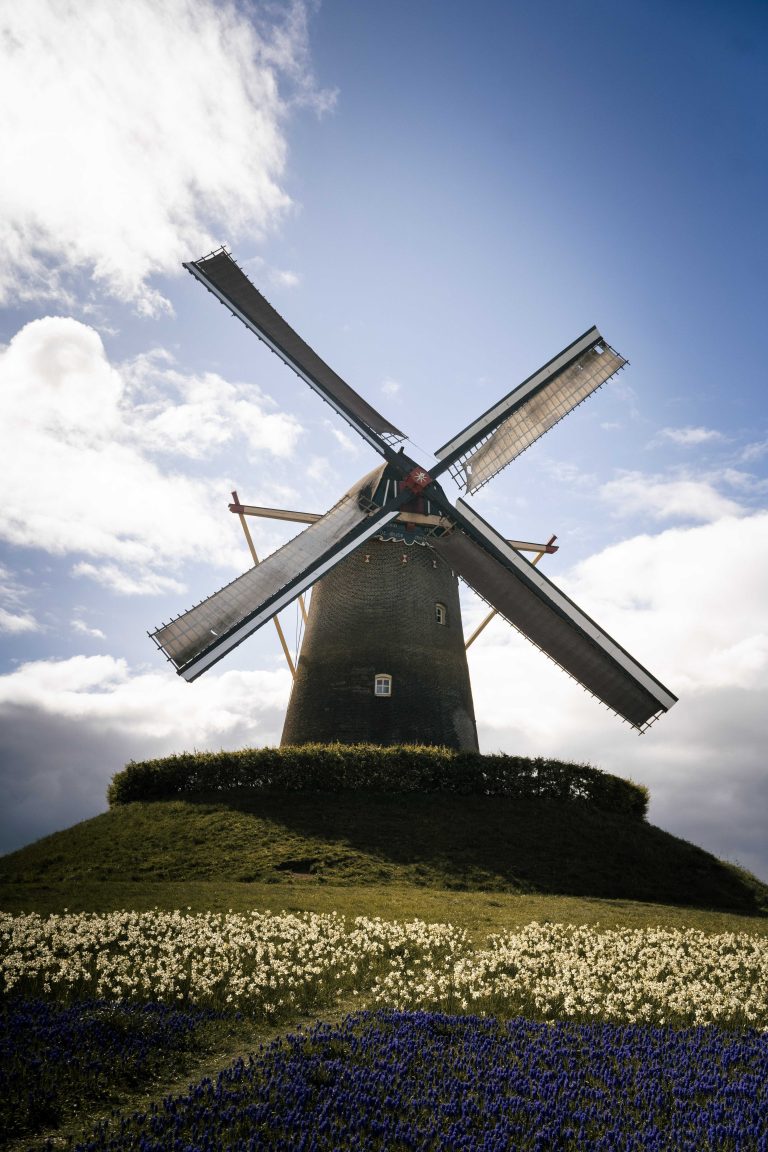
108 745 648 820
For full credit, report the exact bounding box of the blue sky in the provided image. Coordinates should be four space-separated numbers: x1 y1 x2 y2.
1 0 767 880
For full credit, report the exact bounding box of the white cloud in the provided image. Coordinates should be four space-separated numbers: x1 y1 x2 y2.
0 608 39 635
0 0 330 312
72 564 186 597
0 654 288 737
71 619 107 640
741 440 768 463
324 422 359 455
469 510 768 880
601 471 744 523
561 514 768 690
270 269 302 289
543 460 597 489
125 349 303 461
381 378 401 397
657 426 723 446
0 317 302 590
720 468 760 491
0 566 40 634
305 456 336 485
0 655 290 853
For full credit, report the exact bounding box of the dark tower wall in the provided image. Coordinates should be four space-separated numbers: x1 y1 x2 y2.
281 538 479 750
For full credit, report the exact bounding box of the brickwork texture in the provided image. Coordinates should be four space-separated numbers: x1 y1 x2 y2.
281 537 479 751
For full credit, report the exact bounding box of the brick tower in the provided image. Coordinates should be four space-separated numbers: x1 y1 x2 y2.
280 532 479 750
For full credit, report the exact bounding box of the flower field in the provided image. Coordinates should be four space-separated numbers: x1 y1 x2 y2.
0 998 226 1142
3 910 768 1147
69 1011 768 1152
3 910 768 1028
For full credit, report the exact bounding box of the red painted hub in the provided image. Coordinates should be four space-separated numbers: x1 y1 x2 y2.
401 467 433 495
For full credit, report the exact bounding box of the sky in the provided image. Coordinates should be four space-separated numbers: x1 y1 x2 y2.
1 0 767 881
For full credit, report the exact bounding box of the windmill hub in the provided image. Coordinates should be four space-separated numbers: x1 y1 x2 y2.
356 464 451 546
401 466 434 495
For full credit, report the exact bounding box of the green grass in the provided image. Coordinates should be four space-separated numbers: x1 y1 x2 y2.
4 881 768 940
2 790 766 923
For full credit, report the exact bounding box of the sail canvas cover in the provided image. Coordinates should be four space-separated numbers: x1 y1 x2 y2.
186 250 404 448
431 500 677 729
151 494 397 679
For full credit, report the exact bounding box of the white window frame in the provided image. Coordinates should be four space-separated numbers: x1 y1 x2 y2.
435 602 447 625
374 673 392 697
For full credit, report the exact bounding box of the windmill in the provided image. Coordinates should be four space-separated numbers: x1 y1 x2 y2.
150 249 677 745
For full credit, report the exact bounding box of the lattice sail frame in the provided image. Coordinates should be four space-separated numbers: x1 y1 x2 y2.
151 493 399 681
433 327 626 492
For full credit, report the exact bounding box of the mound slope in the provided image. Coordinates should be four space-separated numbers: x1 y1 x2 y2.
2 791 765 914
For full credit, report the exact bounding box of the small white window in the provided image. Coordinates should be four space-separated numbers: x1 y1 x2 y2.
374 673 392 697
435 602 447 625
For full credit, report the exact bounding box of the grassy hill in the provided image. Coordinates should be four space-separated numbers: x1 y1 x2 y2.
3 756 768 1151
2 789 766 920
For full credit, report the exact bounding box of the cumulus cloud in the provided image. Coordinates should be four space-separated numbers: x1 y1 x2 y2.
601 471 744 523
0 655 290 853
0 0 330 312
0 317 303 592
561 515 768 691
123 348 302 462
469 510 768 880
0 654 288 736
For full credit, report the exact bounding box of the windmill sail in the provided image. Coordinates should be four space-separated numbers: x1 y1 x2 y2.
433 327 626 492
430 499 676 729
151 494 399 681
166 250 676 736
185 250 404 455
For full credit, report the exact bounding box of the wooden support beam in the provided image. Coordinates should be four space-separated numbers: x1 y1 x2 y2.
229 500 321 524
231 491 297 678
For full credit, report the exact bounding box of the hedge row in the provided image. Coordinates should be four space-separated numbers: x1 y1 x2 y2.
108 745 648 820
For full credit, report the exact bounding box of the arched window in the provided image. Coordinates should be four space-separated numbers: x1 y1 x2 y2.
435 602 447 625
374 673 392 697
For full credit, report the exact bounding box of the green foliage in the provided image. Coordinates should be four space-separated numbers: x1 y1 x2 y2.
107 744 649 820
